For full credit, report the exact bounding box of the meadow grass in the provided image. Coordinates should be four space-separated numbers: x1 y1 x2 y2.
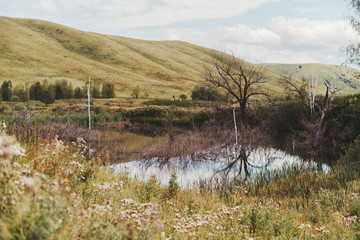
1 125 360 239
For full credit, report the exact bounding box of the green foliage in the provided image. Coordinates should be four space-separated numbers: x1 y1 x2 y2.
13 84 30 102
142 99 200 107
55 83 65 99
335 137 360 183
350 199 360 217
1 80 12 101
90 79 101 98
40 89 55 105
257 100 306 142
179 94 187 100
74 87 85 98
249 208 257 234
101 83 115 98
167 170 179 199
191 85 225 101
30 82 42 100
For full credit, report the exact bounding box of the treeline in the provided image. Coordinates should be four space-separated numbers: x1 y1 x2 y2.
0 79 115 104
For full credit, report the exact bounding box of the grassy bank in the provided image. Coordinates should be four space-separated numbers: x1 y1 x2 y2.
1 127 360 239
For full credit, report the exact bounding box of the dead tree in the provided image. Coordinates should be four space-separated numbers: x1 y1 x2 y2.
282 76 348 153
311 84 348 148
205 54 270 123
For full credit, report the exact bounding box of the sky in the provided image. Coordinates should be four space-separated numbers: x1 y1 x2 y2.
0 0 358 65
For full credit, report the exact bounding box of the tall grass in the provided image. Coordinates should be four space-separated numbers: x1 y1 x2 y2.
1 124 360 239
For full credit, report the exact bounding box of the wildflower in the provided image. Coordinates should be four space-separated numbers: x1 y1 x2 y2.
23 176 39 194
315 226 329 234
156 223 164 228
344 215 357 227
63 178 70 183
0 135 25 159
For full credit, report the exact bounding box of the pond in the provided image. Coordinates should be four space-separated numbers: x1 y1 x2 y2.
109 146 330 188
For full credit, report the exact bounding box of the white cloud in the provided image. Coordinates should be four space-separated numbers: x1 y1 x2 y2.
40 0 58 13
164 17 358 64
2 0 277 29
270 17 356 50
112 0 274 28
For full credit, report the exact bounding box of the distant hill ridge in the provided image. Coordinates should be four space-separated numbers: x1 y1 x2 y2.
264 63 360 94
0 16 359 98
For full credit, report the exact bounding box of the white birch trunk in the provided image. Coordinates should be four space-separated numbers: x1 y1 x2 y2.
233 108 238 145
88 76 91 129
308 73 318 116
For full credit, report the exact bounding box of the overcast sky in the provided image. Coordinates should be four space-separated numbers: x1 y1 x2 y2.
1 0 358 65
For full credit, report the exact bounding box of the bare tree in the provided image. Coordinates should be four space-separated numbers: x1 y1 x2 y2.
205 54 269 123
282 76 348 153
311 84 348 148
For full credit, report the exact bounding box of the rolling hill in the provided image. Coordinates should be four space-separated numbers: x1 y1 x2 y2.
265 63 360 94
0 16 359 98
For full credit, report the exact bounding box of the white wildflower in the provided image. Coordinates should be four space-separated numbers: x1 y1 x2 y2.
0 135 25 159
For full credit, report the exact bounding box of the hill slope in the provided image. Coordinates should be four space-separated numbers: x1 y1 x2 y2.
265 63 360 94
0 16 359 98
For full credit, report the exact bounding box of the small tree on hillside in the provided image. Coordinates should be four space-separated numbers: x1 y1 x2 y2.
205 54 269 123
102 83 115 98
74 87 84 98
30 82 43 100
91 79 101 98
132 86 140 99
1 80 12 101
13 84 30 102
55 84 64 99
179 94 187 100
40 89 55 105
191 85 224 101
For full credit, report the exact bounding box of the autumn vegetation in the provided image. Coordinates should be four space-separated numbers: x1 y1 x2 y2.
2 6 360 238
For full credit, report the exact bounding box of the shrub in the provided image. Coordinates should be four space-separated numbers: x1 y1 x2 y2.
29 82 43 100
74 87 85 98
40 89 55 105
13 85 30 102
10 95 20 102
191 85 225 102
179 94 187 100
132 86 140 99
1 80 12 101
102 83 115 98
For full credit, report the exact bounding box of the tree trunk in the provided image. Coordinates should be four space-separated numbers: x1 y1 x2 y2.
240 101 247 123
313 110 326 148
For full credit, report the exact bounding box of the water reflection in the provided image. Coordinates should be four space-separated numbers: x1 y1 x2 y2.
110 146 330 188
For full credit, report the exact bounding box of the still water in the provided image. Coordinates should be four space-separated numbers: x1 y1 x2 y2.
110 146 330 188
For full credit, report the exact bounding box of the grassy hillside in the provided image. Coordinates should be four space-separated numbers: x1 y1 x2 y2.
1 16 359 98
265 63 360 94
